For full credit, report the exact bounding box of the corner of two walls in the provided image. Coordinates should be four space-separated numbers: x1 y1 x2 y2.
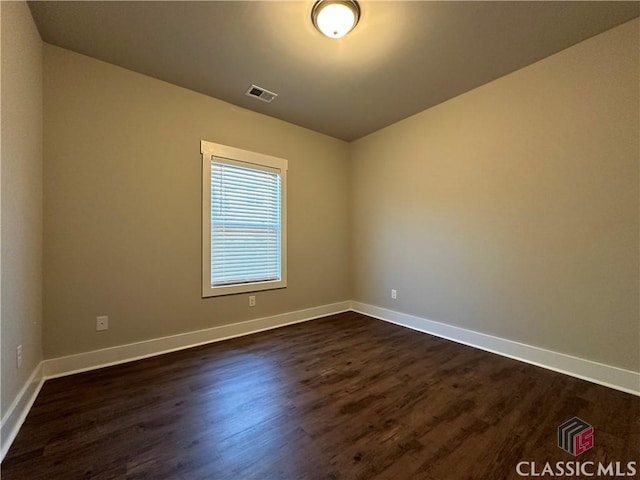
2 5 637 462
349 18 640 374
40 17 640 377
0 0 44 453
42 44 351 360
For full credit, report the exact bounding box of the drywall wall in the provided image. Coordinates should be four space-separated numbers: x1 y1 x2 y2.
350 19 639 372
1 1 43 416
43 44 350 358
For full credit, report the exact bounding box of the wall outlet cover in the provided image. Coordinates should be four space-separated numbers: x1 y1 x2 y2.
96 316 109 331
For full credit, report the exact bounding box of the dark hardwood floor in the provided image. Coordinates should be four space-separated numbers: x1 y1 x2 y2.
2 312 638 479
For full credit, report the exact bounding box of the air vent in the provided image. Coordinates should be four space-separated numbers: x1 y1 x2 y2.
245 84 278 103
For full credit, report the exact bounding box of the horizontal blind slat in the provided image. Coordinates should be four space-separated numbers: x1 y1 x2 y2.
210 160 282 288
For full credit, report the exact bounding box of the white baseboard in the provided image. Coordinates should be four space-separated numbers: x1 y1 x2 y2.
43 301 352 379
3 300 636 463
0 361 45 462
352 302 640 396
1 301 349 462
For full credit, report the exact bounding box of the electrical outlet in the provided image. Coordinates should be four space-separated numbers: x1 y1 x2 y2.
249 295 256 307
96 316 109 331
391 289 397 300
16 345 22 369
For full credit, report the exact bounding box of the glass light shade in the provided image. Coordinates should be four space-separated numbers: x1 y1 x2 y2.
312 1 360 39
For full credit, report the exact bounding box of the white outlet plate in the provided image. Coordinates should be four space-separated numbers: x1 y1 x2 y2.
391 289 397 299
96 316 109 331
16 345 22 368
249 295 256 307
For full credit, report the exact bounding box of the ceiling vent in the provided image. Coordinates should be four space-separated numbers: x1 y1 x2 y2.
245 84 278 103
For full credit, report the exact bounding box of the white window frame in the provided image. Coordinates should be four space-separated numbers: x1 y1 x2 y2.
201 140 288 298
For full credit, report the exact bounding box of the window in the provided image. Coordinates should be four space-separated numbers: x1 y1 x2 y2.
201 140 287 297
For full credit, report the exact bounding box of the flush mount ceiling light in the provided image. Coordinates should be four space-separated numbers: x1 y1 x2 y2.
311 0 361 39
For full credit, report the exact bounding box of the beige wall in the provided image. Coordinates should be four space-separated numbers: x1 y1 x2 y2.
43 44 350 358
1 1 43 416
42 18 639 374
350 19 639 372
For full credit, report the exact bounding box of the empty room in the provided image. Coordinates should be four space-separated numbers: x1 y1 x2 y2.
1 1 638 478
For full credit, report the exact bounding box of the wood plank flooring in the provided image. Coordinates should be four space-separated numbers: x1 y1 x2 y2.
2 312 638 479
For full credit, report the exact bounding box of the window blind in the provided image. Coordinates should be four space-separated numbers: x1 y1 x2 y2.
210 159 282 287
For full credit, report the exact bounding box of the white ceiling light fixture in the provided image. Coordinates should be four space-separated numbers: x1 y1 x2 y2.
311 0 361 39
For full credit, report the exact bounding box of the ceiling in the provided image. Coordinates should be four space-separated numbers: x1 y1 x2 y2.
28 1 639 142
